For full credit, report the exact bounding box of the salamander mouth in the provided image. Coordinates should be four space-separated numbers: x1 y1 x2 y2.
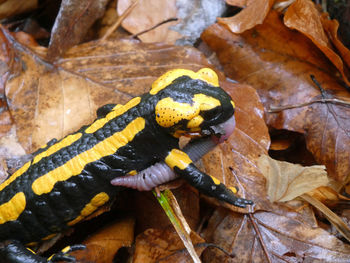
208 115 236 144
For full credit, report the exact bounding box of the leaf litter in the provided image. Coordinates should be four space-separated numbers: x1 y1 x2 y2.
1 0 350 261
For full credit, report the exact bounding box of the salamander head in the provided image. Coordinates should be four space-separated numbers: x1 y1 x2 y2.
152 68 235 143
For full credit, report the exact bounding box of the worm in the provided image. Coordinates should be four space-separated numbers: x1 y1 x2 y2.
111 115 235 191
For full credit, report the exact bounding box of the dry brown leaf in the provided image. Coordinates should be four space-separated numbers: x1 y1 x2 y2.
202 81 270 211
47 0 109 61
301 193 350 243
134 185 200 241
1 27 212 152
0 0 37 20
117 0 181 43
201 207 350 262
202 11 350 182
321 13 350 69
257 155 328 202
226 0 248 7
284 0 350 86
133 228 205 263
217 0 274 33
72 217 135 263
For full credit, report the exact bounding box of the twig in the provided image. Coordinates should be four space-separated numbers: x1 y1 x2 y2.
268 75 350 113
130 18 178 39
101 0 139 41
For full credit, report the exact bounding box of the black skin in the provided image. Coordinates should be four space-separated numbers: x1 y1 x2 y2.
0 76 252 262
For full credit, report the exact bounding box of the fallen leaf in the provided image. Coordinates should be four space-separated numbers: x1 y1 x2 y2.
118 0 226 45
133 228 205 263
226 0 248 7
47 0 110 61
117 0 181 43
72 217 135 263
257 154 328 202
321 13 350 69
284 0 350 85
217 0 274 33
201 207 350 262
1 27 212 152
301 193 350 243
0 0 37 20
202 10 350 182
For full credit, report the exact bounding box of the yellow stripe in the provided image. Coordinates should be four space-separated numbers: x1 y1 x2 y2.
0 162 31 192
67 192 109 226
33 133 82 165
165 149 192 170
150 68 219 95
0 192 26 224
210 175 221 185
32 117 146 195
85 97 141 134
42 233 57 241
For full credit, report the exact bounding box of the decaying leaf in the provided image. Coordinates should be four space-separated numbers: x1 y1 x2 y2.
217 0 274 33
47 0 110 60
284 0 350 85
117 0 181 43
133 228 206 263
118 0 226 45
202 11 350 182
257 154 328 202
321 13 350 69
201 207 350 262
0 0 37 20
72 217 135 263
1 27 212 152
301 193 350 243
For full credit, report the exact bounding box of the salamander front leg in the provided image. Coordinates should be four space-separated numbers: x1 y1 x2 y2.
164 149 253 208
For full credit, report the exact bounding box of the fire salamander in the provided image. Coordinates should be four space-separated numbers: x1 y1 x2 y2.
0 68 252 262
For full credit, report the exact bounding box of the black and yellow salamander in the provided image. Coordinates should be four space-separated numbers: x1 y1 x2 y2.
0 68 252 262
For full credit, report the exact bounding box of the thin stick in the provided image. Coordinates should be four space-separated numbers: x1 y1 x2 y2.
130 18 178 39
249 214 273 263
101 0 139 41
269 75 350 113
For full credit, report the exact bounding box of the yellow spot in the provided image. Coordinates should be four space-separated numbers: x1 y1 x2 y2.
155 94 220 128
231 100 235 109
0 161 30 192
85 97 141 134
33 133 82 165
42 233 56 241
62 246 71 253
67 192 109 226
150 68 219 95
193 94 221 111
210 176 221 185
229 186 238 194
165 149 192 170
0 192 26 224
26 242 38 247
187 115 204 129
156 97 199 128
32 118 146 195
128 170 137 176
